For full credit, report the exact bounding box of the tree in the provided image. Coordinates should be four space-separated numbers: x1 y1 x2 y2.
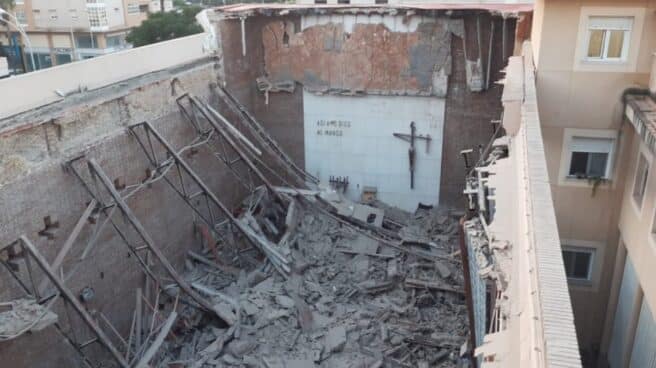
0 0 14 11
0 0 15 55
126 6 203 47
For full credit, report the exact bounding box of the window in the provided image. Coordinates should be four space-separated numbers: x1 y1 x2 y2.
75 35 98 49
567 136 614 179
337 0 350 3
32 9 41 20
314 0 327 4
69 9 79 21
48 9 58 20
14 11 27 25
632 152 650 208
34 52 52 70
55 53 72 65
562 247 594 281
127 3 140 14
375 0 389 3
586 16 633 61
106 34 126 48
87 5 109 29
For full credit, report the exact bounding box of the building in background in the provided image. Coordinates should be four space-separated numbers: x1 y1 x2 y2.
0 0 173 72
529 0 656 366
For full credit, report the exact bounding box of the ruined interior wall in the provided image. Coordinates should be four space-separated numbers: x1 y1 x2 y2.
217 16 306 170
0 59 247 367
216 12 516 208
303 93 445 210
262 14 456 96
440 14 515 208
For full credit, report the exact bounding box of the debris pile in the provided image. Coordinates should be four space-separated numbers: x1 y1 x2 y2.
0 298 59 340
148 192 469 368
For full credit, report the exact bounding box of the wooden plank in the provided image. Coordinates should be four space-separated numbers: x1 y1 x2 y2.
134 312 177 368
187 250 240 277
404 277 464 294
135 288 142 353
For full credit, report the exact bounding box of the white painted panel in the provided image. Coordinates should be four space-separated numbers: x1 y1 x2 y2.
303 92 445 211
609 257 640 368
629 299 656 368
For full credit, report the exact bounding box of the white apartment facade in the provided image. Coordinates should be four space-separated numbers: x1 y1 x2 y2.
0 0 173 71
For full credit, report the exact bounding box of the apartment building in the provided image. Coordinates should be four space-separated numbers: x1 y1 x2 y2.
0 0 173 71
529 0 656 366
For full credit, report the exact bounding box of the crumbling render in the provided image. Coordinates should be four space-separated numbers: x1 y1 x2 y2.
462 136 513 357
261 18 457 97
0 83 472 367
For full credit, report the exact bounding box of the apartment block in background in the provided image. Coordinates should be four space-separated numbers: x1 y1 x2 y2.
0 0 173 71
529 0 656 366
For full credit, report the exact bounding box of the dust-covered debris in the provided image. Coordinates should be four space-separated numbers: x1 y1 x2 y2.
0 298 59 340
144 190 469 368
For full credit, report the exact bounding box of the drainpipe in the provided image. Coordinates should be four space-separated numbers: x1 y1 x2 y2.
485 19 494 91
459 216 478 368
240 16 246 57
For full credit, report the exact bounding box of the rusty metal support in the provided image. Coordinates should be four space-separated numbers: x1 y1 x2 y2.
18 236 129 368
214 86 318 186
0 253 94 368
85 159 226 322
128 121 290 277
186 94 285 203
129 122 256 245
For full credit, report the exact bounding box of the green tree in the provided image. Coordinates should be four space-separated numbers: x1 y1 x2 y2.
0 0 14 11
0 0 15 54
126 6 203 47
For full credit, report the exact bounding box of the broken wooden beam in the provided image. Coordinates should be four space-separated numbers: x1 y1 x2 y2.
134 311 178 368
404 278 464 294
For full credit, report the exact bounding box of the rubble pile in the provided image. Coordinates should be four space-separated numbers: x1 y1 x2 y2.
150 194 469 368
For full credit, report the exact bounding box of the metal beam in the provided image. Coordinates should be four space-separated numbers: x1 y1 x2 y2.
85 159 226 323
187 94 284 202
215 87 318 186
19 236 129 368
129 122 258 250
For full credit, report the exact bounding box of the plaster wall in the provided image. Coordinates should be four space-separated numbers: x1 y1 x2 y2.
213 11 515 209
303 93 444 211
616 133 656 327
30 0 91 30
531 0 656 355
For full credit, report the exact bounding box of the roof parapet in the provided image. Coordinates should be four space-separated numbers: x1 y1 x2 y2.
208 3 533 19
464 41 582 368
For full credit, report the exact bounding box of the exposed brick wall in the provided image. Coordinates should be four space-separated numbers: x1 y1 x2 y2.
0 62 246 367
217 13 516 208
218 16 306 171
439 14 515 208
